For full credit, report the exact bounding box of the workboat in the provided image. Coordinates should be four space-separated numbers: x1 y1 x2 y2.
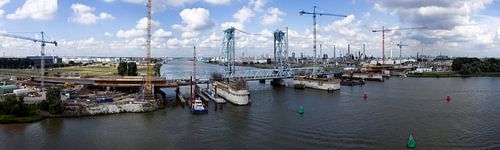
213 81 250 105
191 99 208 114
293 76 340 91
203 86 226 104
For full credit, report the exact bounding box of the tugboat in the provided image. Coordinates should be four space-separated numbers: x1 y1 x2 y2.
191 99 208 114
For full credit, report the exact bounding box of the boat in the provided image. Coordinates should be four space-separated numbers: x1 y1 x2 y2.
202 86 226 104
340 78 365 86
342 73 384 81
293 76 340 91
191 99 208 114
213 80 250 105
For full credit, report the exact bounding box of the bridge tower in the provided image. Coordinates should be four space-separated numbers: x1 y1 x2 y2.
273 30 288 70
222 27 236 76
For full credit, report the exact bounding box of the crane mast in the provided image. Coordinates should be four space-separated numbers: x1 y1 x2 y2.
372 26 426 64
0 32 57 91
300 6 346 67
397 41 408 59
145 0 153 100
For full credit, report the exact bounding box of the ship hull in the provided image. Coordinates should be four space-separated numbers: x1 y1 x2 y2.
293 78 340 91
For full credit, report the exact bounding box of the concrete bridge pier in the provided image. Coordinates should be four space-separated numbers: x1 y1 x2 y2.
270 79 285 86
259 79 266 84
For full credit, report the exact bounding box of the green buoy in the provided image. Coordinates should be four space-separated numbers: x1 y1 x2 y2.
407 134 416 149
298 106 304 114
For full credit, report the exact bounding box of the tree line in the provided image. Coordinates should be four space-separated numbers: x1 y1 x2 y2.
117 61 138 76
452 58 500 75
0 88 64 117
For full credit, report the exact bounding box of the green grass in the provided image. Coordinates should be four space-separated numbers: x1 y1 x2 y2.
0 114 46 124
408 71 500 78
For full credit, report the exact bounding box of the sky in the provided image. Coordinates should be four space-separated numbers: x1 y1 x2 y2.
0 0 500 58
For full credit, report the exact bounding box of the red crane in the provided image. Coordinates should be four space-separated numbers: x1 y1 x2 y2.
372 26 426 64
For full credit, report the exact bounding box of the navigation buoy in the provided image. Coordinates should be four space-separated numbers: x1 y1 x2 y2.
363 93 368 99
407 134 416 149
298 106 304 115
446 95 451 101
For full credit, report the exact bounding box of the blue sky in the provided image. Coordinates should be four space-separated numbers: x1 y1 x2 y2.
1 0 500 57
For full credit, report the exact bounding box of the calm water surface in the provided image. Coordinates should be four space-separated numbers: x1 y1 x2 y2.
1 61 500 149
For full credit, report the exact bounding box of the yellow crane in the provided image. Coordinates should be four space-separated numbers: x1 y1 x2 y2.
144 0 154 100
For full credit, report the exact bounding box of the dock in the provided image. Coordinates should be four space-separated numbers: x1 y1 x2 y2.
175 88 187 106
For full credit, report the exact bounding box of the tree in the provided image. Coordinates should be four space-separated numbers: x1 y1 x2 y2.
0 95 30 116
117 61 128 76
127 62 138 76
44 88 64 115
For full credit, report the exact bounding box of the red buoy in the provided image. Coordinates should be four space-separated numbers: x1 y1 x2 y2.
363 93 368 99
446 95 451 101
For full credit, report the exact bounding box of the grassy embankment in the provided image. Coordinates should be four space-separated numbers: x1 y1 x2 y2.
0 114 46 123
408 71 500 78
1 65 148 77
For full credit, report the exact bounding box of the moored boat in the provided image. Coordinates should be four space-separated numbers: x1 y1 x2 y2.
293 76 340 91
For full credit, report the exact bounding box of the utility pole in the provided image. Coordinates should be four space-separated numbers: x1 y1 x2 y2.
300 6 346 67
333 45 336 66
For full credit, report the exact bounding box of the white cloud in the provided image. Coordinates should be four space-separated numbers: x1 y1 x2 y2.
261 7 285 25
221 21 244 30
117 29 145 38
182 31 200 38
136 17 160 29
234 6 254 23
69 3 115 25
204 0 231 5
104 32 114 37
116 17 166 39
249 0 267 12
6 0 58 20
0 0 9 16
154 28 173 38
171 8 214 31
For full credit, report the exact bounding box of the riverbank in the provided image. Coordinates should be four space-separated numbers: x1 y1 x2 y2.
408 71 500 78
0 114 46 123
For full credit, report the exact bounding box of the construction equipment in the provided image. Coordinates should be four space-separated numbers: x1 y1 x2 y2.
397 41 408 60
144 0 154 100
0 32 57 91
300 6 346 66
372 26 426 64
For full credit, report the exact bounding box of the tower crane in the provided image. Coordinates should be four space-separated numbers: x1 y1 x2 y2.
396 41 408 60
144 0 154 100
0 32 57 91
372 26 426 64
300 6 346 66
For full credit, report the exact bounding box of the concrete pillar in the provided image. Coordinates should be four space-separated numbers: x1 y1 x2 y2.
259 79 266 84
270 79 285 86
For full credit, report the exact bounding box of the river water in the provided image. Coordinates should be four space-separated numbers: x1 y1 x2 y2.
1 61 500 149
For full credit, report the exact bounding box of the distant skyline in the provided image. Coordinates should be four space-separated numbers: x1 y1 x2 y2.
0 0 500 57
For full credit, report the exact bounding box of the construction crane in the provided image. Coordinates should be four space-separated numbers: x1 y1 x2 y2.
300 6 346 66
396 41 408 59
144 0 154 100
0 32 57 91
372 26 426 64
